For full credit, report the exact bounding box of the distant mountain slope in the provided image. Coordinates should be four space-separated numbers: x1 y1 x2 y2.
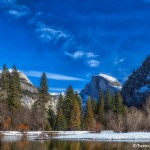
121 55 150 107
80 74 122 100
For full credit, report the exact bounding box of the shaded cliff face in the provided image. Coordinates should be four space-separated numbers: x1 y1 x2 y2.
121 56 150 107
81 74 122 99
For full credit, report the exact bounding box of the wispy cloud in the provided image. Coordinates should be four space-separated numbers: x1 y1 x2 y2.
6 5 31 18
24 71 86 81
114 58 124 65
50 88 67 91
65 50 99 59
36 22 69 43
87 60 100 67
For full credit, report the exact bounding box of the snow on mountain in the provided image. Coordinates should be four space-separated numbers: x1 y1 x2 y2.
99 74 118 83
80 73 122 100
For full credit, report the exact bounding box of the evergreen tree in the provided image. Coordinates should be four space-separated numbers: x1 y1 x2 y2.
57 93 63 110
38 72 49 107
70 99 81 130
0 79 8 120
48 108 56 130
85 97 95 131
75 92 82 121
8 65 21 112
110 95 116 111
91 97 96 114
63 86 75 129
32 72 50 130
55 108 66 131
115 92 123 114
1 64 10 93
105 90 111 111
98 90 105 122
12 65 22 100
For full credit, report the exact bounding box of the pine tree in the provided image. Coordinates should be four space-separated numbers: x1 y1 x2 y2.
38 72 49 107
75 92 82 121
48 108 56 130
0 79 8 118
1 64 10 93
98 90 105 122
63 85 75 129
110 95 116 111
115 92 123 114
12 65 22 100
32 72 50 130
55 108 66 131
57 93 63 110
8 65 21 112
85 97 95 131
70 99 81 130
105 90 111 111
91 97 96 114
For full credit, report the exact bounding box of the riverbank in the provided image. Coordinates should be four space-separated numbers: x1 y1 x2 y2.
1 131 150 141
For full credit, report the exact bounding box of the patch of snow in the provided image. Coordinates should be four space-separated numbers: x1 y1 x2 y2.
0 131 42 136
99 74 118 83
54 131 150 141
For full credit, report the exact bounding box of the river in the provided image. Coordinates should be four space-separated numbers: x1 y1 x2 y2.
0 136 150 150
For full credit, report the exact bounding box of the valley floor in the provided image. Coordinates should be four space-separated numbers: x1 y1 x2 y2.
1 131 150 141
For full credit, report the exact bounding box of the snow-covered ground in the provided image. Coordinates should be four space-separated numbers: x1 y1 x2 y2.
0 131 42 136
54 131 150 141
2 131 150 141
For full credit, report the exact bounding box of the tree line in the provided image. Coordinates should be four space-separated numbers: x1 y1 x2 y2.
0 64 150 132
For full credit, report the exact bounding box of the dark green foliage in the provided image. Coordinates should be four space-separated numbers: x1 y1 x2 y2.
115 92 123 114
110 95 116 111
91 97 96 114
70 99 81 130
63 86 75 129
85 97 95 131
1 64 10 93
105 90 111 111
38 72 50 107
55 108 66 131
8 65 22 112
75 92 83 121
48 108 56 130
98 90 105 122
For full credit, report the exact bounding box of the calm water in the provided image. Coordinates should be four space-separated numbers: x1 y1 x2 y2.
0 136 150 150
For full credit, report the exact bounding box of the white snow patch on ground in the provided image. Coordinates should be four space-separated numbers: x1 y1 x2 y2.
0 131 42 136
54 131 150 141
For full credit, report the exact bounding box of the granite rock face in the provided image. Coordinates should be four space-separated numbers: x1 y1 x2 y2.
81 74 122 99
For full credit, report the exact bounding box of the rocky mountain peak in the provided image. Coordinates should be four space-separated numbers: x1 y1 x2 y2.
81 73 122 99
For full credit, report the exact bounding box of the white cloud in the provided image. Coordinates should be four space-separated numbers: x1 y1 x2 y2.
65 51 84 59
114 58 124 65
87 60 100 67
36 22 69 43
65 50 98 59
50 88 66 91
24 71 86 81
6 5 30 18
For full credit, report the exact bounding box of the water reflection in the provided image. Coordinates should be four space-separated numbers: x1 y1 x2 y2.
0 136 149 150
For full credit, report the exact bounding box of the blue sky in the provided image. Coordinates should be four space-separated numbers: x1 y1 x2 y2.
0 0 150 92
